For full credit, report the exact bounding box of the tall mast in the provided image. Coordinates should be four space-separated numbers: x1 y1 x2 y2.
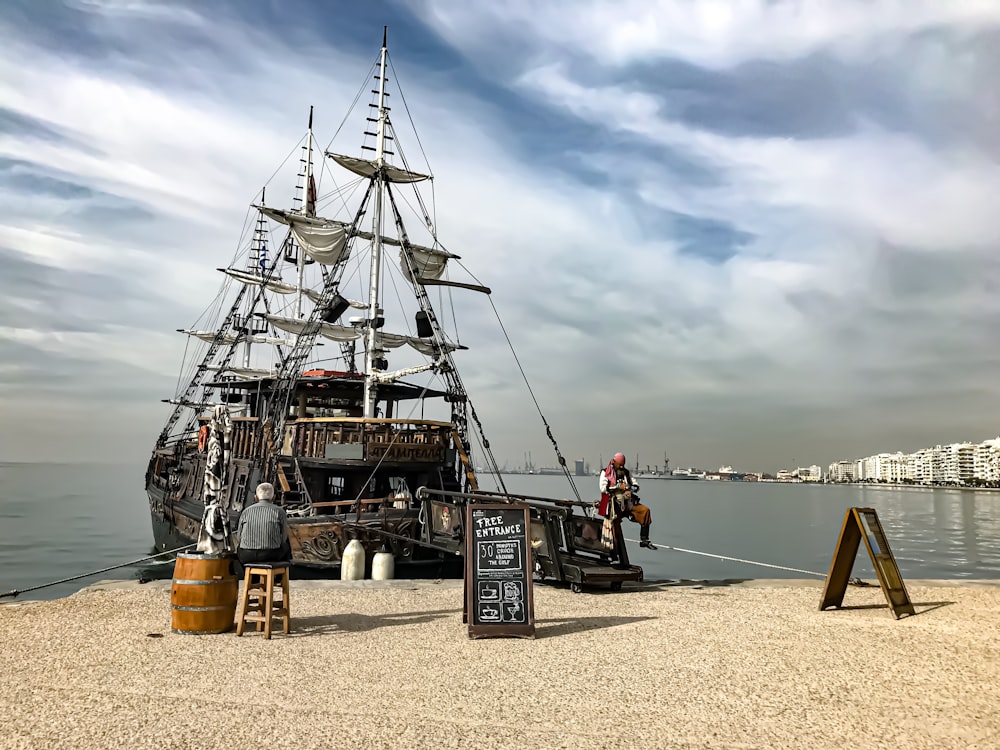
363 27 389 418
297 106 314 318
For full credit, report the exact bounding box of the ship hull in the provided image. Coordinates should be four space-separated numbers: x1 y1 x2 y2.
145 428 468 574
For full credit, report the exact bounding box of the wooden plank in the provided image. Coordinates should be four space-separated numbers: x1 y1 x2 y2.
275 464 292 493
856 508 915 619
819 507 862 611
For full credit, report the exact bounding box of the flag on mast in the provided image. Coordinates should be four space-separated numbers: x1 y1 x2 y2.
306 174 317 217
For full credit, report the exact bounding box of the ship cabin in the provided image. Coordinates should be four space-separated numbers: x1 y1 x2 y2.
203 368 469 512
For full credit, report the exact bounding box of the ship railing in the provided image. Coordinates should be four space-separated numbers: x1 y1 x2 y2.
187 416 262 459
229 417 261 459
286 417 454 460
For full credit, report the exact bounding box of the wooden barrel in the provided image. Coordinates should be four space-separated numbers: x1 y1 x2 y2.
171 552 238 635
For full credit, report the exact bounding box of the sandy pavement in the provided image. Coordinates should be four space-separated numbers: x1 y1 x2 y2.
1 578 997 749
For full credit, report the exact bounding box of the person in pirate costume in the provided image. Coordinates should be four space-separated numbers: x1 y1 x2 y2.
598 452 657 549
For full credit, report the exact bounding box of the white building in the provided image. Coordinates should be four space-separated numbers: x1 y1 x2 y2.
910 447 940 484
797 465 822 482
940 443 975 484
974 438 1000 482
827 461 856 482
836 436 1000 485
856 452 911 483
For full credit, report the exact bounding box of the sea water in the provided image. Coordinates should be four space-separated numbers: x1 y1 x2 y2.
1 462 998 600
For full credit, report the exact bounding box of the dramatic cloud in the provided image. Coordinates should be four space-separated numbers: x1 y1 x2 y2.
1 0 998 475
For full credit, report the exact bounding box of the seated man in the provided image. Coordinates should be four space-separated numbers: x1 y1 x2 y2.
236 482 292 570
599 452 657 549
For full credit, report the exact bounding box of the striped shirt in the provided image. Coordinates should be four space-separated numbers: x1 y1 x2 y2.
237 500 289 551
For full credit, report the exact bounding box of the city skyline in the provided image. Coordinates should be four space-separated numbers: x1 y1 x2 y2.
2 2 999 469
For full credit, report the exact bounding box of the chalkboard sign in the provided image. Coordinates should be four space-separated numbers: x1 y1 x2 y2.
465 503 535 639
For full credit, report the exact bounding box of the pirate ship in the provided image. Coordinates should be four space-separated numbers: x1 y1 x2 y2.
144 29 642 590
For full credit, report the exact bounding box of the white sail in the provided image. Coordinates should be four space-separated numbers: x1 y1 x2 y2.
178 329 240 345
265 314 363 343
375 332 464 357
326 152 430 183
228 366 277 378
221 267 298 295
178 329 294 347
399 245 451 282
205 365 278 378
302 287 367 309
247 334 296 346
255 206 350 265
370 362 437 384
258 315 462 355
343 229 456 282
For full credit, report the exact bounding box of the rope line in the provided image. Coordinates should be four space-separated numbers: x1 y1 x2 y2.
622 536 827 577
0 544 196 599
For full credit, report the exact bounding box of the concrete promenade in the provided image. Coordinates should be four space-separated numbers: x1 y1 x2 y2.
1 578 997 749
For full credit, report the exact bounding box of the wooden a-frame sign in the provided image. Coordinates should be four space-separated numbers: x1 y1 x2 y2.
820 507 915 619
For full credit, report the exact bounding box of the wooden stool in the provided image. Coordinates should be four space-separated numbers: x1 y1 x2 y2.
235 563 290 639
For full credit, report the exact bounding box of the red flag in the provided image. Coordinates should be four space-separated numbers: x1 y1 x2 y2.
306 174 317 216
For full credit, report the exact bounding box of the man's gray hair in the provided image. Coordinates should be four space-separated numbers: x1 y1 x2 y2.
256 482 275 501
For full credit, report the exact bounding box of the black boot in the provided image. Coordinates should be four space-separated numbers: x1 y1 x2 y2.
639 525 657 550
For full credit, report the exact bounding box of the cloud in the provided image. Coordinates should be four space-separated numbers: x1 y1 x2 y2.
1 1 998 474
421 0 1000 70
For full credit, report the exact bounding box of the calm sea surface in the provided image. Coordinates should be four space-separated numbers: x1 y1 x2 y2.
2 463 998 601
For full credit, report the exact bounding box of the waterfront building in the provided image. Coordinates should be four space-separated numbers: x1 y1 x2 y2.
827 460 856 483
837 436 1000 486
796 465 822 482
856 452 911 483
974 438 1000 482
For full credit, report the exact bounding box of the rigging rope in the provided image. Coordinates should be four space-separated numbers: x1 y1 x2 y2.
323 59 379 154
483 290 582 502
0 544 197 599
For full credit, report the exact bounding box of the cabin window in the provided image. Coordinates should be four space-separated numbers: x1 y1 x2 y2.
327 475 345 500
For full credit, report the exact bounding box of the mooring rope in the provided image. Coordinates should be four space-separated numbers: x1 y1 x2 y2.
622 536 871 585
0 544 196 600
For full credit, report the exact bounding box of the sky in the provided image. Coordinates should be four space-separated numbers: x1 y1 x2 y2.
2 0 1000 474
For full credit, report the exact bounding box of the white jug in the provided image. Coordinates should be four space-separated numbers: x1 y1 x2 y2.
340 538 365 581
371 549 395 580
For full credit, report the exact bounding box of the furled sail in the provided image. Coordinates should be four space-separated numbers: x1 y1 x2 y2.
205 365 278 378
177 329 294 347
220 267 298 295
349 229 456 282
375 332 465 357
326 152 430 184
247 334 295 346
265 314 363 343
352 229 459 258
370 362 437 384
255 206 349 265
302 288 367 309
178 329 239 345
260 316 463 356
